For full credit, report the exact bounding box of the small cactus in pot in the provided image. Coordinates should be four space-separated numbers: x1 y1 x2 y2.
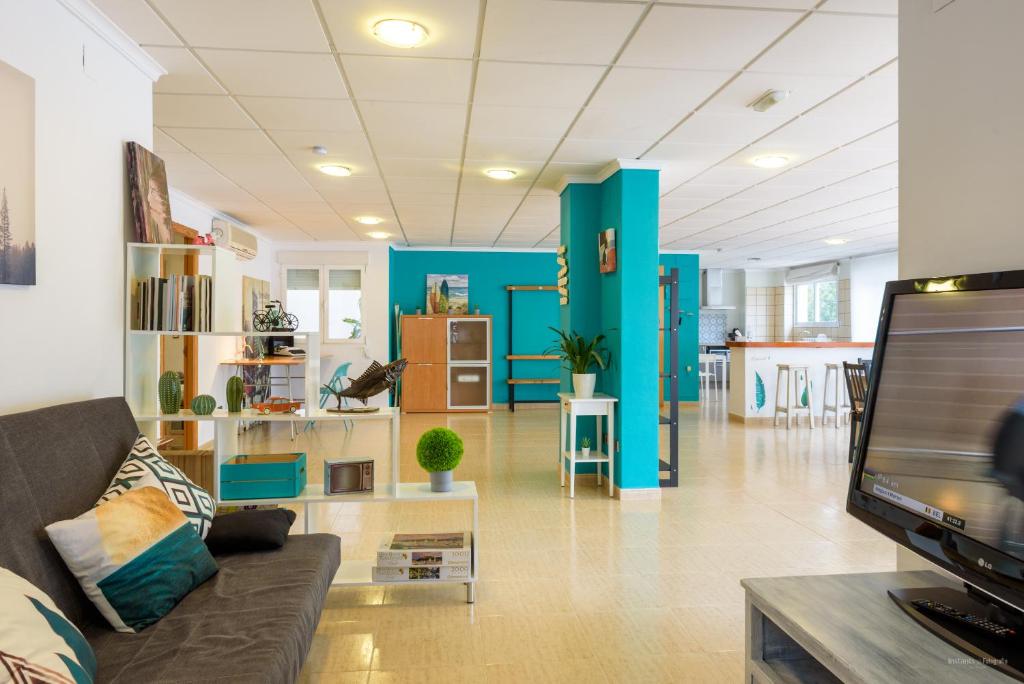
226 376 244 413
159 371 181 414
191 394 217 415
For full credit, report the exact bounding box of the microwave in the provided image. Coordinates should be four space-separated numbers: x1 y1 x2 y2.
324 458 374 495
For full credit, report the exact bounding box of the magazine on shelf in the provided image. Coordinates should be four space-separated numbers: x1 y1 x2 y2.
131 274 212 332
375 531 472 567
371 564 472 583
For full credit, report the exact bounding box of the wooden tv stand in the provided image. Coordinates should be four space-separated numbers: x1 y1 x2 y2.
742 571 1015 683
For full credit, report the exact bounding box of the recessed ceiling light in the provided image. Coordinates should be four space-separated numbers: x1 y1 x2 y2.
366 231 391 240
354 216 384 225
372 19 429 48
747 89 790 113
824 238 848 246
318 164 351 177
751 155 789 169
484 169 517 180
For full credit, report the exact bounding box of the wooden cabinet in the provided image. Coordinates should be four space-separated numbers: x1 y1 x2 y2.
400 315 491 412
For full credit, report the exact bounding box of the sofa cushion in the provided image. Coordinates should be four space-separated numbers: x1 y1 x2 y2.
97 435 215 539
46 486 218 634
84 533 340 684
0 567 98 683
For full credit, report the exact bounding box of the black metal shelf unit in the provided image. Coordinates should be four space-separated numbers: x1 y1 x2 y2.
505 285 560 411
660 267 680 488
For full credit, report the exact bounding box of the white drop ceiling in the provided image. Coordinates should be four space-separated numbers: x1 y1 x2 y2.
96 0 898 267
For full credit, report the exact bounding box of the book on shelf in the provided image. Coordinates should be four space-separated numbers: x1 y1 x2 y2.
132 274 212 332
375 532 472 567
371 564 471 583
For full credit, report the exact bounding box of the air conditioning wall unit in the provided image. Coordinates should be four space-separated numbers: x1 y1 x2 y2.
213 218 257 260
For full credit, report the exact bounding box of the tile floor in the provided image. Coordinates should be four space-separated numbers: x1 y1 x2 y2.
238 399 896 683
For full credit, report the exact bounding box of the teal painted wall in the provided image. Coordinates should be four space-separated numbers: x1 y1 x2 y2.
388 249 559 404
659 253 700 402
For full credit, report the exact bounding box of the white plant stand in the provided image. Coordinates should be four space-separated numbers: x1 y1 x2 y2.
557 392 617 498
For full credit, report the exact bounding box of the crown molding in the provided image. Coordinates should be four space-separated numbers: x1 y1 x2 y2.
555 159 663 195
389 244 557 254
57 0 166 82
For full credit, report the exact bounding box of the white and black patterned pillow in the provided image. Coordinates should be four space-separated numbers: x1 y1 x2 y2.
97 434 215 538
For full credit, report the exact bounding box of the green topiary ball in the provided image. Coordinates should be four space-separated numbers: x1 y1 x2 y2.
416 427 464 473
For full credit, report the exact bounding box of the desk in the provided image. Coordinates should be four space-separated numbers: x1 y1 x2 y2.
743 571 1014 683
557 392 617 498
222 356 306 438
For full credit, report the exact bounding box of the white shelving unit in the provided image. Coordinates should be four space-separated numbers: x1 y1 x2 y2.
124 243 479 602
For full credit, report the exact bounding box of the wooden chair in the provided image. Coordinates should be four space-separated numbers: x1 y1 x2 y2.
843 362 869 463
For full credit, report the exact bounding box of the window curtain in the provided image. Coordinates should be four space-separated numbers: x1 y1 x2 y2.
785 261 839 285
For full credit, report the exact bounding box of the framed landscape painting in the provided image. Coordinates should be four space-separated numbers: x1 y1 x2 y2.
0 59 35 286
426 274 469 314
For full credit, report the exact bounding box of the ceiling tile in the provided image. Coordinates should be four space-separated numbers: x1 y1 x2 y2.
377 158 461 178
238 97 358 132
822 0 898 15
661 112 790 147
148 0 329 51
620 5 799 70
589 67 729 117
569 107 675 143
481 0 644 64
553 139 650 165
148 47 224 94
320 0 480 59
699 0 817 7
343 56 472 104
474 61 604 109
458 177 533 196
197 50 347 98
93 0 182 45
314 176 387 202
153 128 187 154
701 71 852 116
162 127 279 155
360 101 465 158
753 12 897 76
469 105 576 139
154 94 255 128
464 137 558 163
389 193 456 207
386 177 459 194
268 130 375 173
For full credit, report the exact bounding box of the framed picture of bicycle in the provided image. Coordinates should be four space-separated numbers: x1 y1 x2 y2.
0 59 35 286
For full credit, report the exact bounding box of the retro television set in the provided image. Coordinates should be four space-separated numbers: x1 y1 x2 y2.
848 269 1024 680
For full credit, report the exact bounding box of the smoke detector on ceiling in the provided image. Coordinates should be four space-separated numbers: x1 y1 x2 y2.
747 89 789 113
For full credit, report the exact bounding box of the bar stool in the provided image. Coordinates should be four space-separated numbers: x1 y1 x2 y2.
774 364 814 429
822 363 850 429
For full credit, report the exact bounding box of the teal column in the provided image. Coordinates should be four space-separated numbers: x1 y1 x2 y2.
600 169 661 490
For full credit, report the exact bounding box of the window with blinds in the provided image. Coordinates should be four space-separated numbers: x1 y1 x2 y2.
282 266 363 342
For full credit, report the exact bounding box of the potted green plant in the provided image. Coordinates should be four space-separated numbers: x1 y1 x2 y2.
548 328 610 399
416 427 464 492
581 436 591 459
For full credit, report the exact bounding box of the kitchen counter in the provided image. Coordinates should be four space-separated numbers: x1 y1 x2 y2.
727 341 874 348
728 341 873 422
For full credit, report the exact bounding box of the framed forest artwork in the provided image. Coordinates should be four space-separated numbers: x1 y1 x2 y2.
126 141 173 244
0 60 35 285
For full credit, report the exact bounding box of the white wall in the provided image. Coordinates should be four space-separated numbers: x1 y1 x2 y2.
897 0 1022 570
0 0 157 415
849 251 898 342
899 0 1024 279
269 241 391 408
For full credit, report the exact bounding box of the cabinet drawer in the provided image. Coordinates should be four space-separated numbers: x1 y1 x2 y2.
402 363 447 412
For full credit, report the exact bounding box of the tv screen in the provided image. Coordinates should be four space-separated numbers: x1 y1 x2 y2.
849 272 1024 613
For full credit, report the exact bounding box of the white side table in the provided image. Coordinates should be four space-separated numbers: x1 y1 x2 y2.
557 392 618 498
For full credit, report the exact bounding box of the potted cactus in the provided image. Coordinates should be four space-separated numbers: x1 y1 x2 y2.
159 371 181 414
416 427 464 493
226 375 244 413
581 436 591 459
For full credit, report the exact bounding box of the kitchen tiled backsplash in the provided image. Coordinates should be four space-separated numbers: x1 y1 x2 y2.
744 279 851 342
699 311 728 344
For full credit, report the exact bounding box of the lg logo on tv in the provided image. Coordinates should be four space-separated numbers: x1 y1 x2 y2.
978 558 993 570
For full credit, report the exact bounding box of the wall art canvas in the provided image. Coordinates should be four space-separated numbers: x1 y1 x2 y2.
598 228 616 274
241 276 271 405
0 60 35 286
426 274 469 314
126 141 172 244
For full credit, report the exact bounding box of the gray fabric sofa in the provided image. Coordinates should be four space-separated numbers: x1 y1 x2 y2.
0 397 341 683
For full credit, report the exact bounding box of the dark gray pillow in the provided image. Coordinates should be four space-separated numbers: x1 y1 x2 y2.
204 509 297 554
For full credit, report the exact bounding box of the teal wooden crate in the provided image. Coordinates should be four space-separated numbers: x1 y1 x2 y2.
220 452 307 500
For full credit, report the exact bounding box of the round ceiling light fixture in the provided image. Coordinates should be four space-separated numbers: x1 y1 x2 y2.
751 155 790 169
484 168 517 180
354 216 384 225
372 19 429 48
824 238 848 246
318 164 351 177
366 231 391 240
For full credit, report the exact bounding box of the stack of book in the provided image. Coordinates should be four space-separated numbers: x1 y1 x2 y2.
371 532 472 582
132 275 213 332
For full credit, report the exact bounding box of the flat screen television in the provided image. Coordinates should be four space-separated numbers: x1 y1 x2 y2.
848 269 1024 679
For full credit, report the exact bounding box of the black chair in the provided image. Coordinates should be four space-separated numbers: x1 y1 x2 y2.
843 362 869 464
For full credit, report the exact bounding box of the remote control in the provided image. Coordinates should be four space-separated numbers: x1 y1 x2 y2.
912 599 1017 638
